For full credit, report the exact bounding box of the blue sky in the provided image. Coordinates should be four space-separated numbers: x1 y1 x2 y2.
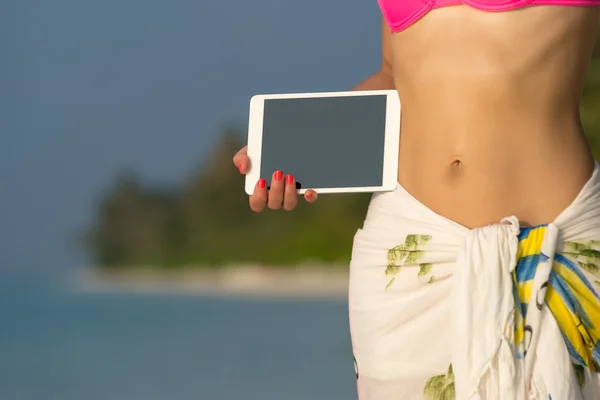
1 0 381 276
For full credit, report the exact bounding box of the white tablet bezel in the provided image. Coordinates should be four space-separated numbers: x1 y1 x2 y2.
245 90 401 195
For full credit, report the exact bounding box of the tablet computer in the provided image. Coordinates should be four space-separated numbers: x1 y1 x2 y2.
245 90 401 195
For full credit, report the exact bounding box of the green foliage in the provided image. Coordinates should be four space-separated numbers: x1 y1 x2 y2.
82 127 371 268
83 35 600 268
424 364 455 400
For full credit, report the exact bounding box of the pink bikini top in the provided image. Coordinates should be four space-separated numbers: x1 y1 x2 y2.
379 0 600 32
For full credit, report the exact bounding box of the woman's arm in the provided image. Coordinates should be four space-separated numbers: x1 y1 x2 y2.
352 17 395 91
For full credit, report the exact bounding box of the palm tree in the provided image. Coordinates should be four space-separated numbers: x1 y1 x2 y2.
424 364 455 400
386 234 432 288
563 240 600 276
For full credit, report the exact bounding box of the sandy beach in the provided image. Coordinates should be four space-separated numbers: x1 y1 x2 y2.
70 265 350 299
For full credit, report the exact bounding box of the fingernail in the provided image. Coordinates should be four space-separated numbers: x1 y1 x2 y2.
237 162 242 172
274 170 283 181
258 178 266 189
305 192 312 199
286 174 294 185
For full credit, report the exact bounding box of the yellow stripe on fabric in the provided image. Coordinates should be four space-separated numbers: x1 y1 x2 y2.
546 285 593 367
515 225 600 371
552 261 600 328
517 281 533 305
550 259 600 369
514 308 525 347
517 226 547 259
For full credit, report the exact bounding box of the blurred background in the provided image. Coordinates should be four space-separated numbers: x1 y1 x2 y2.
2 1 600 399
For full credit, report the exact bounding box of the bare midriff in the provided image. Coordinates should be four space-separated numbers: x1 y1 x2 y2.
391 5 599 228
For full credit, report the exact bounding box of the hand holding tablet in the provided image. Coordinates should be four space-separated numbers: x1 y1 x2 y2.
235 90 401 211
234 146 318 212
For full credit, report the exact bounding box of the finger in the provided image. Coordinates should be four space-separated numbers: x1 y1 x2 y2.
267 170 285 210
249 178 268 212
282 174 298 211
236 154 251 174
304 190 318 203
232 146 249 174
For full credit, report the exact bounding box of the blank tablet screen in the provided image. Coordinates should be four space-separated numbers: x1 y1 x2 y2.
260 95 388 189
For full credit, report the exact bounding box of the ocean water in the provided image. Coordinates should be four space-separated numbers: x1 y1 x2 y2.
0 279 357 400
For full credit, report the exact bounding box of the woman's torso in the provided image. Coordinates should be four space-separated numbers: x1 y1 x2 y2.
391 5 599 228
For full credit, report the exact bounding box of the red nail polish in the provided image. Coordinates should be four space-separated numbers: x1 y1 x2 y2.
274 170 283 181
258 178 266 189
237 162 242 171
286 174 294 185
305 192 312 199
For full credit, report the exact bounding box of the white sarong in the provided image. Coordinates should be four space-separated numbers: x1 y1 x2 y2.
349 164 600 399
